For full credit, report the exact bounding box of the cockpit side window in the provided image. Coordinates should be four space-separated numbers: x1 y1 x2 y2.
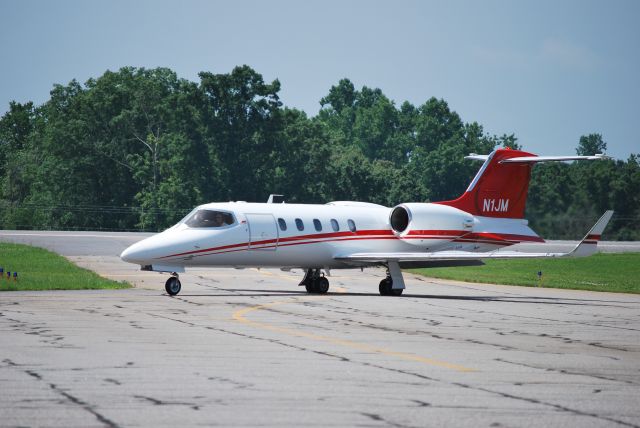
185 209 236 228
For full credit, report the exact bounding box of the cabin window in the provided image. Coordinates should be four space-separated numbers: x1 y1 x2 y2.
330 219 339 232
185 210 235 228
278 218 287 231
313 219 322 232
295 218 304 231
347 219 356 232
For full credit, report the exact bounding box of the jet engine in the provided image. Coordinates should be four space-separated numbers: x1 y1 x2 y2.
389 203 474 247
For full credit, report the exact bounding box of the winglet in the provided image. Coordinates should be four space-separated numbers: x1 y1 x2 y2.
569 210 614 257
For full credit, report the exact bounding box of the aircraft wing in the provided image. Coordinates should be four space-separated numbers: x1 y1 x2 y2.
336 250 563 263
335 211 613 264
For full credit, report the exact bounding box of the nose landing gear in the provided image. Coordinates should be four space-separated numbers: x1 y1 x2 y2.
299 269 330 294
165 273 182 296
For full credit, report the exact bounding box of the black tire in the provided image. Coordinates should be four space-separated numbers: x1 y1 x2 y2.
379 278 391 296
165 277 182 296
389 288 403 296
316 277 329 294
305 283 316 293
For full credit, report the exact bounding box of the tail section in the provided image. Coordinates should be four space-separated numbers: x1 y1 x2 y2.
437 148 535 218
437 148 610 219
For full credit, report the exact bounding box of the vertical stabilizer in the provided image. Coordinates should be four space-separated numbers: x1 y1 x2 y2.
436 148 536 219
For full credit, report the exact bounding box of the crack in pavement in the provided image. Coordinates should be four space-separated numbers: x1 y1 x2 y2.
133 395 205 410
361 412 416 428
1 359 120 428
495 358 638 386
422 301 640 332
452 381 640 428
503 329 632 353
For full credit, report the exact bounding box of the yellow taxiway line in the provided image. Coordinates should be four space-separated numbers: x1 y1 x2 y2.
232 297 476 373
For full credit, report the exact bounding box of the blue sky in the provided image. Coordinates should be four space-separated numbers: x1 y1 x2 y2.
1 0 638 159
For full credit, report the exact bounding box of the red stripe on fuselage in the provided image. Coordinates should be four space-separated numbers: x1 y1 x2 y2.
157 228 541 261
159 229 395 259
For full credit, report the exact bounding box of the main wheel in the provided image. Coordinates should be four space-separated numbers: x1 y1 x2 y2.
379 278 391 296
305 282 316 293
389 288 403 296
165 277 182 296
379 278 402 296
316 277 329 294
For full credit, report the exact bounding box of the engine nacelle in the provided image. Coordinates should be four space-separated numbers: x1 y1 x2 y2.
389 203 474 247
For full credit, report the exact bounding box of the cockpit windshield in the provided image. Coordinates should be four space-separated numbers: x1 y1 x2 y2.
185 209 236 228
176 207 198 225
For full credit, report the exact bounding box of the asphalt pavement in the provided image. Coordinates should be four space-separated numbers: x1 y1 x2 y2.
1 231 639 427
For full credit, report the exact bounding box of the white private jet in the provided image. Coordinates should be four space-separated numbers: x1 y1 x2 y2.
120 148 613 296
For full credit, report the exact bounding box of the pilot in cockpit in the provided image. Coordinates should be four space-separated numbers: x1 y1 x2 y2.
186 209 234 228
213 212 225 227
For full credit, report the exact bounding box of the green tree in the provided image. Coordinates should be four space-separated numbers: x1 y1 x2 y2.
576 133 607 155
1 66 637 239
198 65 283 202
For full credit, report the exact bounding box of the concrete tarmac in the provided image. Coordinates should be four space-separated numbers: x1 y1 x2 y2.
1 231 639 427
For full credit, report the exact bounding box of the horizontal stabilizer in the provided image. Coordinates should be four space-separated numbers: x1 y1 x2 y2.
500 154 611 163
465 153 610 163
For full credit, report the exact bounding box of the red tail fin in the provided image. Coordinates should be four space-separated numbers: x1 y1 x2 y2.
436 148 535 219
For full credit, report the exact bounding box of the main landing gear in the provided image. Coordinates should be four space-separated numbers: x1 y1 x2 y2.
299 269 330 294
379 261 405 296
379 276 403 296
165 273 182 296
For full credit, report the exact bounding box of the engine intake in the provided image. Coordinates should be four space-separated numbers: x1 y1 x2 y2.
390 206 410 233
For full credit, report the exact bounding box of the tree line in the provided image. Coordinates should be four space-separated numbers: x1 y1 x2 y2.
0 65 638 239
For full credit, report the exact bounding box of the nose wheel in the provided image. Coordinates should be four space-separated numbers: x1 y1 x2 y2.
300 269 330 294
165 275 182 296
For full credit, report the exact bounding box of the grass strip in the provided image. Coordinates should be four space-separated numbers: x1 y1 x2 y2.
0 242 130 291
409 253 640 294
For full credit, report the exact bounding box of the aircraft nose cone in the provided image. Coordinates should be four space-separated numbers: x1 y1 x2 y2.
120 232 179 264
120 241 148 264
120 246 134 263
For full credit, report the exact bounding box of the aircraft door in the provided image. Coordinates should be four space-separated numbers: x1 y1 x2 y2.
246 214 278 250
